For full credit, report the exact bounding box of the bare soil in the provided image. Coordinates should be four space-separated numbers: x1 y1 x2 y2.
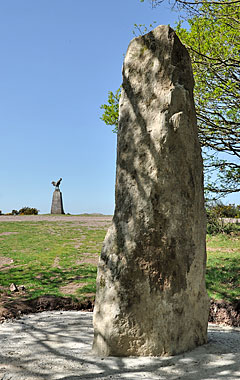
0 256 13 270
0 214 112 227
0 295 94 323
209 298 240 327
1 295 239 327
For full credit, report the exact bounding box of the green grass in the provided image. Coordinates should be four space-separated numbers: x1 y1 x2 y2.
206 234 240 302
0 221 107 301
0 219 239 304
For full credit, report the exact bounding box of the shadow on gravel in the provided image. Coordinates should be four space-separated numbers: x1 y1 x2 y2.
0 312 240 380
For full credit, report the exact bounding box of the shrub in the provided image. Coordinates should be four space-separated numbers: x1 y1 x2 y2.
18 207 39 215
206 207 240 235
221 222 240 235
11 209 19 215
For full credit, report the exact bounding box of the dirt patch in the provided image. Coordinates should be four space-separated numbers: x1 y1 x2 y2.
59 282 87 295
53 256 60 268
74 242 83 248
76 253 99 266
0 256 14 270
0 215 112 228
207 247 239 253
0 295 239 327
0 295 94 323
77 258 99 265
83 292 95 298
209 299 240 327
0 232 18 236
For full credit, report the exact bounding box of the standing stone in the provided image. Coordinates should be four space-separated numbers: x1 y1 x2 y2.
51 189 64 214
92 25 209 357
51 178 64 214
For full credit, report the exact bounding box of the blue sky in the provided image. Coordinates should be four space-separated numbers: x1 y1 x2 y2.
0 1 238 214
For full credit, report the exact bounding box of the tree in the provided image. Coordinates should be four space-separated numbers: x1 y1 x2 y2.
142 0 240 14
100 0 240 199
18 207 39 215
175 1 240 198
100 88 121 133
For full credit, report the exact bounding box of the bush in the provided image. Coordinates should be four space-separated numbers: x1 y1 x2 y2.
11 210 19 215
18 207 39 215
221 222 240 235
207 219 240 235
206 207 240 235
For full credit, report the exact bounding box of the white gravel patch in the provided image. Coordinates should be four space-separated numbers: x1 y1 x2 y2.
0 311 239 380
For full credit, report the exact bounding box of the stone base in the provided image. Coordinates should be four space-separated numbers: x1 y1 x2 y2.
51 190 64 214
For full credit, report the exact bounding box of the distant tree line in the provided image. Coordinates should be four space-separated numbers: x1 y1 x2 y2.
206 202 240 219
0 207 39 215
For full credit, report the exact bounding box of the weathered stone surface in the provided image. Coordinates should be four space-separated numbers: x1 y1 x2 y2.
9 283 18 292
92 25 209 357
51 190 64 214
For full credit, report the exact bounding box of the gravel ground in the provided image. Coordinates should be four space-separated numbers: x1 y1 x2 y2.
0 215 113 227
0 311 240 380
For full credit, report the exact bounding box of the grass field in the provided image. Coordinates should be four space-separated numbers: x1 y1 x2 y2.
206 233 239 302
0 219 108 301
0 217 239 304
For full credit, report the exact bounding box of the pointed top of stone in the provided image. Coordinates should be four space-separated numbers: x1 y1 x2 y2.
124 24 194 93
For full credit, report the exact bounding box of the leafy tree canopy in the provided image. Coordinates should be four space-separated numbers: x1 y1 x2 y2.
175 1 240 198
100 0 240 199
100 88 121 134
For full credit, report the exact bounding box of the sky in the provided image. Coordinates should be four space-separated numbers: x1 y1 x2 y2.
0 0 238 215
